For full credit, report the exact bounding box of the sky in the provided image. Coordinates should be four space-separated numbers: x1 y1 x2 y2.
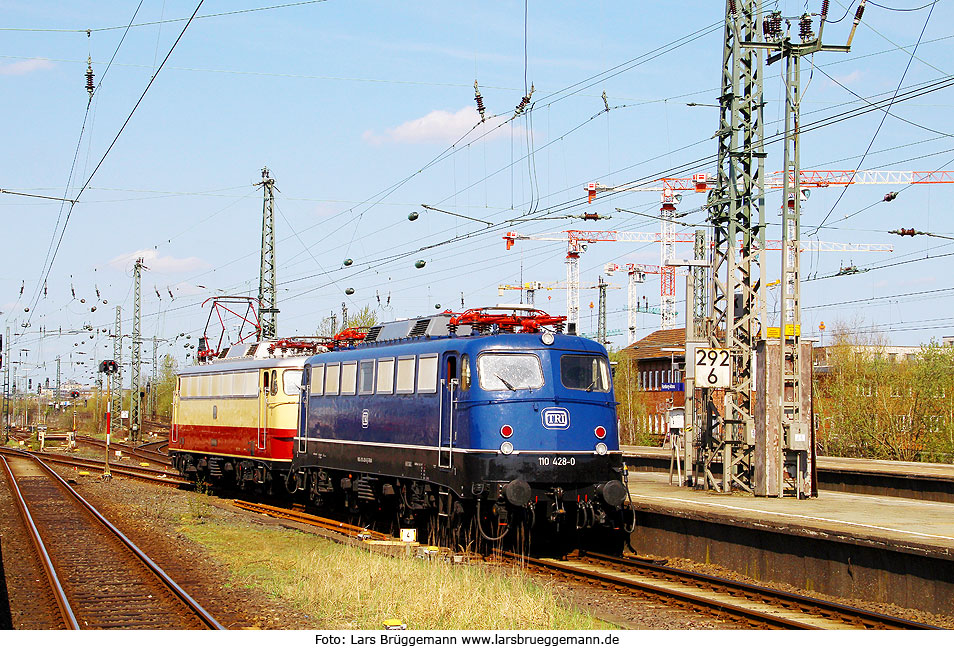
2 0 954 389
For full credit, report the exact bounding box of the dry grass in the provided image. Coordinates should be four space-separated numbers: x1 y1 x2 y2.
178 519 610 630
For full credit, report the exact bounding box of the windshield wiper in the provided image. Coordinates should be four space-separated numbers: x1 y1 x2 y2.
495 374 517 391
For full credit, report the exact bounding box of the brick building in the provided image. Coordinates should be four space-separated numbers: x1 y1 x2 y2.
620 328 687 443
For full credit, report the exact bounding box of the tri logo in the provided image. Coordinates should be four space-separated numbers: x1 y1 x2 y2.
541 407 570 430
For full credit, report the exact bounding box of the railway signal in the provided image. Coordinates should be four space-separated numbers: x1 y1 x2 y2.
99 359 119 481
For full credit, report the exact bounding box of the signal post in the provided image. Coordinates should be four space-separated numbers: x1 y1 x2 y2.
99 360 119 481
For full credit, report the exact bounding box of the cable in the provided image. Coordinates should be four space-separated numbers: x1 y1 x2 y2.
15 1 205 348
0 1 329 33
21 2 145 328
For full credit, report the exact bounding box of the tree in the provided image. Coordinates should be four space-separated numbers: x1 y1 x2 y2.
813 321 954 462
154 354 178 420
315 304 378 337
610 350 659 446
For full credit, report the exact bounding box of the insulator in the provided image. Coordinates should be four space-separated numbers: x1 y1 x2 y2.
821 0 830 18
764 12 783 39
514 84 534 116
85 57 95 99
884 191 898 202
474 80 486 122
728 0 736 15
799 14 814 42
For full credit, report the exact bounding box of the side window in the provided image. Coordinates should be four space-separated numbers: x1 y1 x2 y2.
460 354 471 390
325 363 340 396
310 364 325 396
358 360 375 395
341 361 358 396
210 374 223 398
270 370 279 396
418 354 438 393
376 358 395 394
396 356 416 394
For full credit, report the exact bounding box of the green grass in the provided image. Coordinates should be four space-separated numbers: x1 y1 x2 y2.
176 516 611 630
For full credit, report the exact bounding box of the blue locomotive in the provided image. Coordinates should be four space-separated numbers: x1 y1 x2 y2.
288 307 631 548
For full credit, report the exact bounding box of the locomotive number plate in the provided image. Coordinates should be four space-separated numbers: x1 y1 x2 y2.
538 456 576 467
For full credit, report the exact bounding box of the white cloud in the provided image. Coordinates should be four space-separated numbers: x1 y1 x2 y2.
363 106 524 145
109 249 210 274
0 58 54 76
829 70 862 86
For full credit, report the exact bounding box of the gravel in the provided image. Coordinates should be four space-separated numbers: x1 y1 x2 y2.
4 456 950 630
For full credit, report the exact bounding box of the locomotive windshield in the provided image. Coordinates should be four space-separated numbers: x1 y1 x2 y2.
477 353 544 391
561 355 611 392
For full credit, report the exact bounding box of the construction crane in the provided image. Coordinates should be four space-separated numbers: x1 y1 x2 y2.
584 168 930 330
505 224 892 337
497 279 620 342
586 169 954 201
503 229 697 332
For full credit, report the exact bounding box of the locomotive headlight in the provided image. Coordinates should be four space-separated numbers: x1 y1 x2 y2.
500 441 514 455
595 442 608 456
541 332 555 345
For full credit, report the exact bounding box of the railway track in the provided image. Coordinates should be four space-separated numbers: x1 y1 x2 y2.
136 438 169 455
22 448 189 487
0 449 223 629
514 551 939 630
233 500 391 541
77 435 171 467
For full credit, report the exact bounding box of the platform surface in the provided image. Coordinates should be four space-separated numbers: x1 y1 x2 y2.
622 445 954 480
627 471 954 558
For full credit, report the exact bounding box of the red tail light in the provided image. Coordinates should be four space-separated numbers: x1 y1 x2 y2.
594 426 606 439
500 424 513 438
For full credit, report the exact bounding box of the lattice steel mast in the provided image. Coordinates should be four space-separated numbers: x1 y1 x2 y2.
111 306 123 425
257 168 278 339
2 326 10 440
700 0 766 493
742 3 863 497
130 257 144 441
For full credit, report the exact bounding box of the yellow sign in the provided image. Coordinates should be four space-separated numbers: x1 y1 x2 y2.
766 324 801 338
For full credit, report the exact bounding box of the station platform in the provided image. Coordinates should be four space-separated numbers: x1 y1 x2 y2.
621 445 954 502
624 471 954 616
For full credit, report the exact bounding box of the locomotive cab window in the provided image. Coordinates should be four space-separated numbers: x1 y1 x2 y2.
561 355 611 393
460 354 471 390
270 370 279 396
477 353 544 391
283 369 303 396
